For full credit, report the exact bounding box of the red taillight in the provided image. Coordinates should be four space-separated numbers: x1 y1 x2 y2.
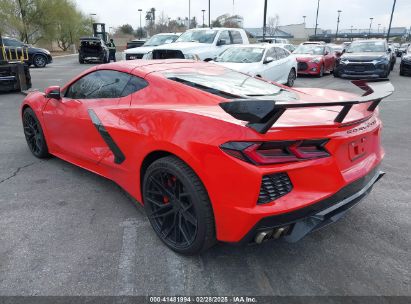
220 139 330 165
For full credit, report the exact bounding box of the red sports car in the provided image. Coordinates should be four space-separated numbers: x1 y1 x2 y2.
294 44 336 77
21 60 392 254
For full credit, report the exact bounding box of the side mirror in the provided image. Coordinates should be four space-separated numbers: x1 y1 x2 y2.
324 50 329 55
263 56 275 64
45 86 61 99
217 39 227 46
387 48 392 53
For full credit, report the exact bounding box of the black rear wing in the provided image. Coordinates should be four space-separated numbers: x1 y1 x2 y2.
219 79 394 134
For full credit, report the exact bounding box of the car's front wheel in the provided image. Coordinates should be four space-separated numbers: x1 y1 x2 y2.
143 156 216 255
33 54 47 68
22 108 50 158
286 68 296 87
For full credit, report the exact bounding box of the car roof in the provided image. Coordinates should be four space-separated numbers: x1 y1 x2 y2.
153 32 182 36
185 27 243 31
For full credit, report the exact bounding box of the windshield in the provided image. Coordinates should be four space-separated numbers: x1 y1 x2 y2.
294 45 324 55
346 41 386 53
216 47 265 63
176 30 218 44
165 69 285 97
144 34 178 46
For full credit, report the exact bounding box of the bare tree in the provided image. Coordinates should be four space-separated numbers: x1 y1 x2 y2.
266 15 280 37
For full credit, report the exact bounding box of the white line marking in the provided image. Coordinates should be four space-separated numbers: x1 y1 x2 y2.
116 219 139 296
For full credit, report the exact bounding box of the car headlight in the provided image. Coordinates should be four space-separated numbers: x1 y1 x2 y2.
44 49 51 55
184 53 200 60
309 57 321 63
373 57 389 64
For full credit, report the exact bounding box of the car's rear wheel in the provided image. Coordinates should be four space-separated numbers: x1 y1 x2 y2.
22 108 49 158
79 56 84 64
33 54 47 68
143 156 216 255
286 68 296 87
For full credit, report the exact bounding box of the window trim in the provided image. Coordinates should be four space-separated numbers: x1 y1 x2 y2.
64 69 148 100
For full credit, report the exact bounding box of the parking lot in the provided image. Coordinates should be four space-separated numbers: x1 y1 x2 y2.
0 56 410 296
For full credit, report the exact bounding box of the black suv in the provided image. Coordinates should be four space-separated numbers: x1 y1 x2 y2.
334 40 392 78
2 37 52 68
78 37 109 64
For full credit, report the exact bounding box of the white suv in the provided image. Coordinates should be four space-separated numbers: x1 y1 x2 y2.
146 28 249 61
123 33 181 60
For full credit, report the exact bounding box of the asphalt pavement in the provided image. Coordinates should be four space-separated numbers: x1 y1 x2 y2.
0 55 410 296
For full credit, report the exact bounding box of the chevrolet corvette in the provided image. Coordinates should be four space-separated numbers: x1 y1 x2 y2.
21 60 393 254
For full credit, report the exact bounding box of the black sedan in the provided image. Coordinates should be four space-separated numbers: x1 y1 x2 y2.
400 46 411 76
334 40 391 79
2 37 52 68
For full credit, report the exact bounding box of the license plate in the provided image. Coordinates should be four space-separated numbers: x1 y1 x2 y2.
349 137 367 161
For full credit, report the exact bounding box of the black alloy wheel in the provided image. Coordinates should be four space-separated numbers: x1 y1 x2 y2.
33 54 47 68
143 156 216 255
22 108 49 158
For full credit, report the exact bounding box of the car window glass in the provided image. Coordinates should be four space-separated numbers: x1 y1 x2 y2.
4 39 22 47
65 70 147 99
265 48 277 61
275 47 286 59
230 31 243 44
219 31 231 44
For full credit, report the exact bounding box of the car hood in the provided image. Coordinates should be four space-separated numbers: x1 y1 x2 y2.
341 52 387 61
29 46 50 54
124 46 156 54
294 54 323 61
213 61 261 75
152 42 211 53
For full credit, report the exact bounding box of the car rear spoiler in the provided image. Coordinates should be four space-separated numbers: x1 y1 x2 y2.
219 79 394 134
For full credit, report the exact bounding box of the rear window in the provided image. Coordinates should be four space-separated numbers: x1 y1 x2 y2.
165 69 285 98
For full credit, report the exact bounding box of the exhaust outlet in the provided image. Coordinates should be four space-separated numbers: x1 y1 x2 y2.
254 226 290 244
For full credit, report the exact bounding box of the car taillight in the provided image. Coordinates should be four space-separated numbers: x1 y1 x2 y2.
220 139 330 165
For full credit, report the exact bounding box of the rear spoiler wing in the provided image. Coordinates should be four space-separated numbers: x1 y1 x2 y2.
219 79 394 134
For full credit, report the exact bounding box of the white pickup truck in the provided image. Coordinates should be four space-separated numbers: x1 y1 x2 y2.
147 28 249 61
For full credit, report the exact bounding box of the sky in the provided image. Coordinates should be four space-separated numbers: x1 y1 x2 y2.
73 0 411 32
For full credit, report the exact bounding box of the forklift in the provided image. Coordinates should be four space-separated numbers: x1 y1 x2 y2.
0 33 32 93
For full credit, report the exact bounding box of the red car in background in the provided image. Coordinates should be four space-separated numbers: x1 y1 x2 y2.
21 60 392 254
294 43 336 77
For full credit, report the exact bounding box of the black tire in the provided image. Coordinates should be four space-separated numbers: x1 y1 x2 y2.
143 156 216 255
317 65 324 77
22 108 50 158
400 68 405 76
333 69 340 78
79 56 84 64
286 68 296 87
33 54 47 68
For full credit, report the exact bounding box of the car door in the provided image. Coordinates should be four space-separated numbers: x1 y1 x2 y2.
260 47 280 82
42 70 140 165
324 46 335 71
216 30 232 54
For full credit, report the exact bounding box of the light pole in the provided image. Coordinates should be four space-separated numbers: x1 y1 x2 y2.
314 0 320 37
138 9 142 38
386 0 397 42
188 0 191 29
335 10 342 40
350 25 354 41
303 15 306 25
377 23 381 34
208 0 211 28
368 17 374 38
263 0 267 41
202 10 206 28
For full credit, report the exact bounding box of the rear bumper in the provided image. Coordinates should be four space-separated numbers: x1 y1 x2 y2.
237 166 385 244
